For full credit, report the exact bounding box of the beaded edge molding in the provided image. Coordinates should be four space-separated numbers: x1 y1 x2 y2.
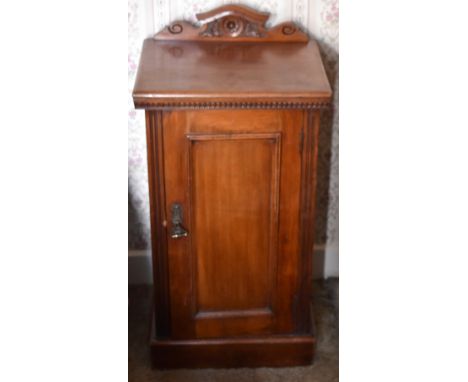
133 100 331 110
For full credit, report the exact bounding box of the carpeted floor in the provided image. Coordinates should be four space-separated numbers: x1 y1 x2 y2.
129 279 338 382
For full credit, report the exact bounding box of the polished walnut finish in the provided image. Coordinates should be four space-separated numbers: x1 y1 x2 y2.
133 40 330 109
133 5 331 110
133 4 332 369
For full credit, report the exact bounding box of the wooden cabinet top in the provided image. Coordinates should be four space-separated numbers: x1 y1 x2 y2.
133 5 332 109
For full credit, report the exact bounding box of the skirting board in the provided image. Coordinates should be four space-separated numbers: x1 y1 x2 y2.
129 243 339 284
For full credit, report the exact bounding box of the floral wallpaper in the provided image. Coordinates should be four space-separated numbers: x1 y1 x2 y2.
128 0 339 249
128 0 150 248
317 0 339 245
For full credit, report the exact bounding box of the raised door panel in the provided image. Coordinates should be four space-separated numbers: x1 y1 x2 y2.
189 133 280 316
162 110 304 340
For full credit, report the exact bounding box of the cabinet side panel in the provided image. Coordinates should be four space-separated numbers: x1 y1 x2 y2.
297 110 321 333
146 110 170 338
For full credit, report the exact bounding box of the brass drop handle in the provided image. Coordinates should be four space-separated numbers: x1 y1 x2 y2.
170 203 188 239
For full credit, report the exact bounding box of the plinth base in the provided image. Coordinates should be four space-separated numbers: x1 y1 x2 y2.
150 311 315 369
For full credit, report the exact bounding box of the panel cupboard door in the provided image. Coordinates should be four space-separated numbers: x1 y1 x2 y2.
162 110 305 340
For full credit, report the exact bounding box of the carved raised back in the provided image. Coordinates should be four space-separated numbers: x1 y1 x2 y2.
154 4 309 43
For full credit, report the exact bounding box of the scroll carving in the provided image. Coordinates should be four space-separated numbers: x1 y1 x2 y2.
154 5 309 43
167 23 184 34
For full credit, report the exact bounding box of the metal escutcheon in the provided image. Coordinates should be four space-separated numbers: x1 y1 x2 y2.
170 203 188 239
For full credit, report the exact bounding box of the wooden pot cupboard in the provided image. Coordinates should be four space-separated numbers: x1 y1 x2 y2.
133 4 332 369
